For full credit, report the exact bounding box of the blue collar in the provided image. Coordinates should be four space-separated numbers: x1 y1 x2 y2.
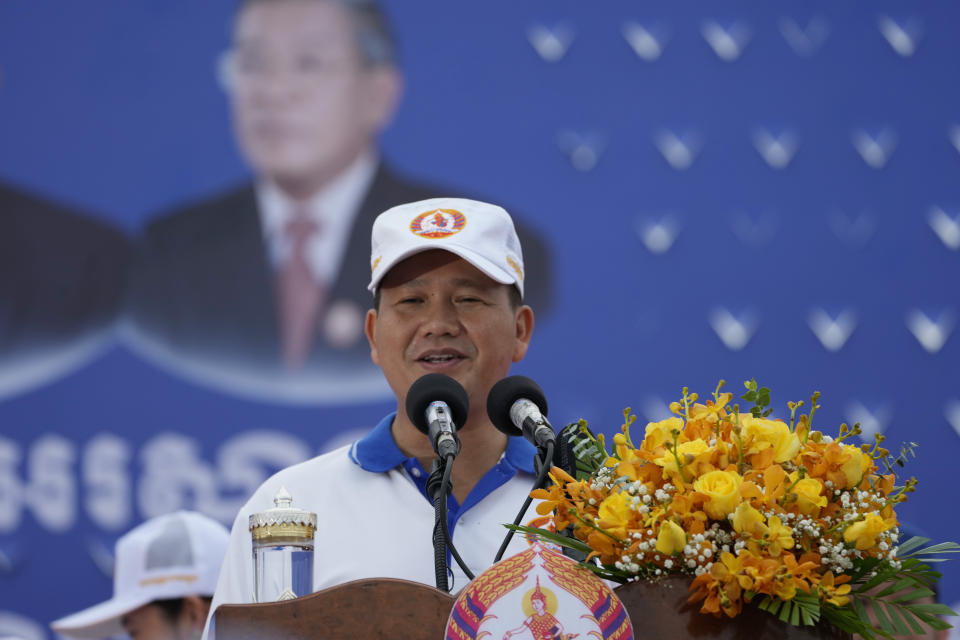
349 412 537 474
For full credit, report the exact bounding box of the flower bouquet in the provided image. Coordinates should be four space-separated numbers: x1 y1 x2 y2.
519 380 958 639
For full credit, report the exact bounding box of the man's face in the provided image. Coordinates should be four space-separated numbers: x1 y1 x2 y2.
365 250 533 428
120 604 183 640
228 0 399 193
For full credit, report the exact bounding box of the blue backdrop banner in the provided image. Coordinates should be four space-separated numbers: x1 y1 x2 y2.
0 2 958 638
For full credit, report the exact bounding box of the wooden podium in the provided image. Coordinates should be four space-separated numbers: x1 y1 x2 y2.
214 576 850 639
214 579 455 640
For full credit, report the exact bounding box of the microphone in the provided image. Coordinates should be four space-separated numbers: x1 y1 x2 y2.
486 375 555 449
405 374 469 459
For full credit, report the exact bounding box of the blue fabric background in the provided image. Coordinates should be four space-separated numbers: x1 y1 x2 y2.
1 1 957 636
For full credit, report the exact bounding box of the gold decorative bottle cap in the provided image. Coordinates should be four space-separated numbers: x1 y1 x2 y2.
248 486 317 543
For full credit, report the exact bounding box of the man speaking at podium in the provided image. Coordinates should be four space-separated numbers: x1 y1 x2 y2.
204 197 541 629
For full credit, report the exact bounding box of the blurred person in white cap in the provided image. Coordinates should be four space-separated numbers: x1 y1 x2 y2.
52 511 229 640
205 197 540 629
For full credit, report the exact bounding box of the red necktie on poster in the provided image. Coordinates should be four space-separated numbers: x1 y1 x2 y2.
277 211 326 369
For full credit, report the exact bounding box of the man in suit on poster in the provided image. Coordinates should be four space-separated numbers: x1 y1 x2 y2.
127 0 551 398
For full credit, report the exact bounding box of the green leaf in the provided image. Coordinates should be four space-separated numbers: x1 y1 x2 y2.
856 567 899 593
581 562 630 582
890 587 934 603
875 577 917 598
759 597 782 616
778 601 791 623
881 600 910 636
870 598 894 634
504 524 592 554
905 608 952 632
821 603 877 639
904 541 960 556
899 605 928 635
896 535 930 555
908 602 957 616
852 596 870 624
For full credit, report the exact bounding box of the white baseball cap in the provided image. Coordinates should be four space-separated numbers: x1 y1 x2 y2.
368 197 525 298
50 511 230 639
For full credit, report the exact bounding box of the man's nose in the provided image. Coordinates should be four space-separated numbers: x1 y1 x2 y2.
243 66 307 104
421 301 461 337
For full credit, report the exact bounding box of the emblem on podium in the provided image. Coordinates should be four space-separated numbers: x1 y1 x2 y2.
446 542 633 640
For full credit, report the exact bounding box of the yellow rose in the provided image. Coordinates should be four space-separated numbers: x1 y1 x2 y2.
654 439 710 476
731 502 765 535
841 445 871 488
643 417 684 450
693 469 743 519
790 476 827 516
655 520 687 555
843 513 892 550
740 415 801 463
597 491 632 530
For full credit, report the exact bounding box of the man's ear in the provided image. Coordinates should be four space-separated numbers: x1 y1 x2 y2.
180 595 210 630
365 309 380 365
363 65 402 133
511 305 534 363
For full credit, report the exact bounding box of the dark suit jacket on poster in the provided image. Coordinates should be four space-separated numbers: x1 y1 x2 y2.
0 181 132 361
127 165 552 386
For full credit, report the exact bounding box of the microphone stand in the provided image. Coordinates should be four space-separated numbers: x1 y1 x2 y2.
427 455 475 592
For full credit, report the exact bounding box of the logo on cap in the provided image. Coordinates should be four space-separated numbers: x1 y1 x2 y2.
410 209 466 239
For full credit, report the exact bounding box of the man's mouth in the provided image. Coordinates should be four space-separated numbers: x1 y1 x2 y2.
416 350 466 367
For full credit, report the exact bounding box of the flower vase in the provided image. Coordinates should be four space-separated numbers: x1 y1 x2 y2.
613 576 850 639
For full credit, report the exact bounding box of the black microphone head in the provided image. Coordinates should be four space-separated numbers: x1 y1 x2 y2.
404 374 469 435
486 375 548 437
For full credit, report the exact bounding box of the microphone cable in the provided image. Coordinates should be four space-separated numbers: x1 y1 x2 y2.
492 439 554 563
427 454 476 590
